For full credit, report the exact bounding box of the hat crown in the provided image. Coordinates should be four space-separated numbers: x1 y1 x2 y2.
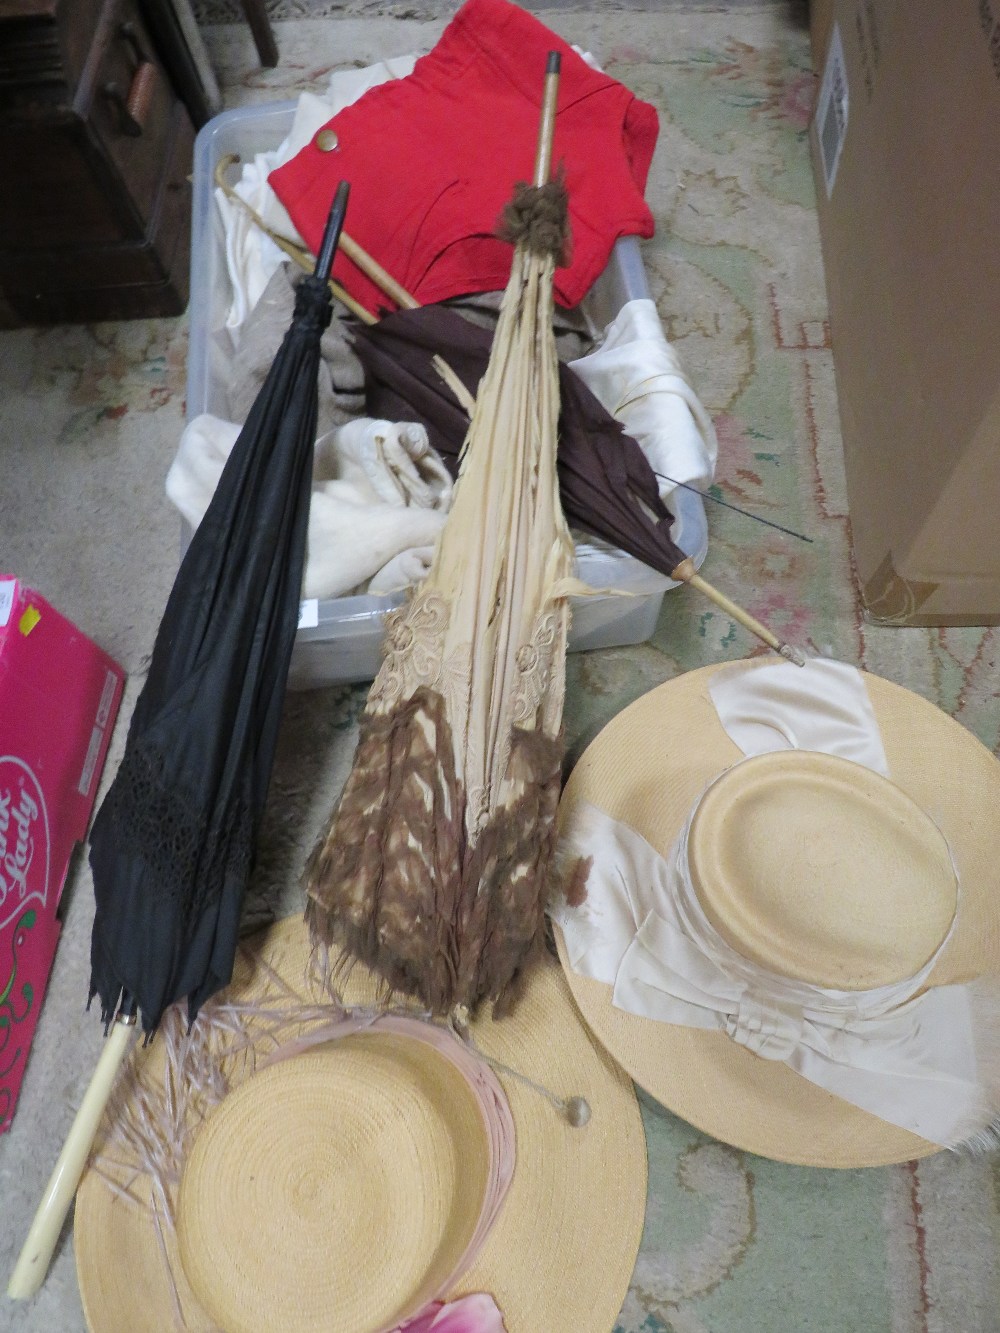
687 751 957 990
176 1031 492 1333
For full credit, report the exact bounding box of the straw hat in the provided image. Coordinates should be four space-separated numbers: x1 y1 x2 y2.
553 660 1000 1168
74 915 646 1332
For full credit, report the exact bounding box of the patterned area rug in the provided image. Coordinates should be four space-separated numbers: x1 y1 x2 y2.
3 6 999 1333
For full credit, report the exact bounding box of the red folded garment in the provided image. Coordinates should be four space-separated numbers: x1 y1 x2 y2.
268 0 658 312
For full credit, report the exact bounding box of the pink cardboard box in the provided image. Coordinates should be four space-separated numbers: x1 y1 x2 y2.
0 577 124 1133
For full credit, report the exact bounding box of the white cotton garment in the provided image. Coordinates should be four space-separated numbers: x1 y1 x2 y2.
166 414 451 601
367 546 438 594
568 298 718 496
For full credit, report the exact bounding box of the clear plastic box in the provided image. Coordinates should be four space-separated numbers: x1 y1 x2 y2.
188 102 708 689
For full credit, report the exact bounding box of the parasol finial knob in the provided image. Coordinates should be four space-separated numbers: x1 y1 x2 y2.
314 179 351 283
562 1095 592 1129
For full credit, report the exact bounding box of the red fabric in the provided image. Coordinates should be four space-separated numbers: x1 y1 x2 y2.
268 0 659 313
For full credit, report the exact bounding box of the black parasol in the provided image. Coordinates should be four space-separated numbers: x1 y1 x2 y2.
88 179 351 1035
8 182 352 1303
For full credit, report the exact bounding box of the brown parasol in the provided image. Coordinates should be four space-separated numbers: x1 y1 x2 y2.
350 302 805 661
304 52 575 1016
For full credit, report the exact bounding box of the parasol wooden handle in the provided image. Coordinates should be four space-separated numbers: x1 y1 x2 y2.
213 156 417 319
534 52 561 187
338 231 419 311
213 156 376 326
670 558 806 665
211 157 479 416
7 1014 135 1300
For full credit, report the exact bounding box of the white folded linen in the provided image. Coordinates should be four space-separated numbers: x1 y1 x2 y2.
568 298 718 497
166 414 450 601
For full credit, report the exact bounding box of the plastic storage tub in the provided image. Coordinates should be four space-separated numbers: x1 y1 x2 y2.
188 102 708 689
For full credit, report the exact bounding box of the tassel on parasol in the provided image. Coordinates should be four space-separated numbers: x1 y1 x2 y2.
305 53 574 1016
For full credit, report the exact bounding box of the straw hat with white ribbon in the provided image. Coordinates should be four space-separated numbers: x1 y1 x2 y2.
552 656 1000 1168
73 914 645 1333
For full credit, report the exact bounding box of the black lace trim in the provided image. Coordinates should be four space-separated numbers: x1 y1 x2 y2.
100 740 254 922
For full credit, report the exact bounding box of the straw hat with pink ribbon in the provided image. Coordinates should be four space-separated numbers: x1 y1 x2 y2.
72 914 646 1332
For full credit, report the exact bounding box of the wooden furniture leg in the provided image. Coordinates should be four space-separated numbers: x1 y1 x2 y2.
240 0 278 67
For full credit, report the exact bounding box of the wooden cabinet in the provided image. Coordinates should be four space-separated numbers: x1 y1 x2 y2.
0 0 194 324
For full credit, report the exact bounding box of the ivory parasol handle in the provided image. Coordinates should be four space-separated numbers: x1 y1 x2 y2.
534 52 561 187
7 1014 135 1300
671 559 806 665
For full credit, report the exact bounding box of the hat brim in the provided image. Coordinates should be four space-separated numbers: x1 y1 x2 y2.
554 661 1000 1169
74 915 647 1331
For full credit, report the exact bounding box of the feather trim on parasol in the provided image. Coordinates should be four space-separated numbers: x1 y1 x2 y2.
305 55 573 1017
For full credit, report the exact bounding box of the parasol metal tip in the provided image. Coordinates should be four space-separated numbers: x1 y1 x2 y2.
779 642 808 668
118 989 138 1019
546 50 561 75
314 179 351 284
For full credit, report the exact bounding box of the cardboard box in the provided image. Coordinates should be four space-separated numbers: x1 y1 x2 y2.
0 578 124 1132
809 3 1000 625
809 0 835 71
